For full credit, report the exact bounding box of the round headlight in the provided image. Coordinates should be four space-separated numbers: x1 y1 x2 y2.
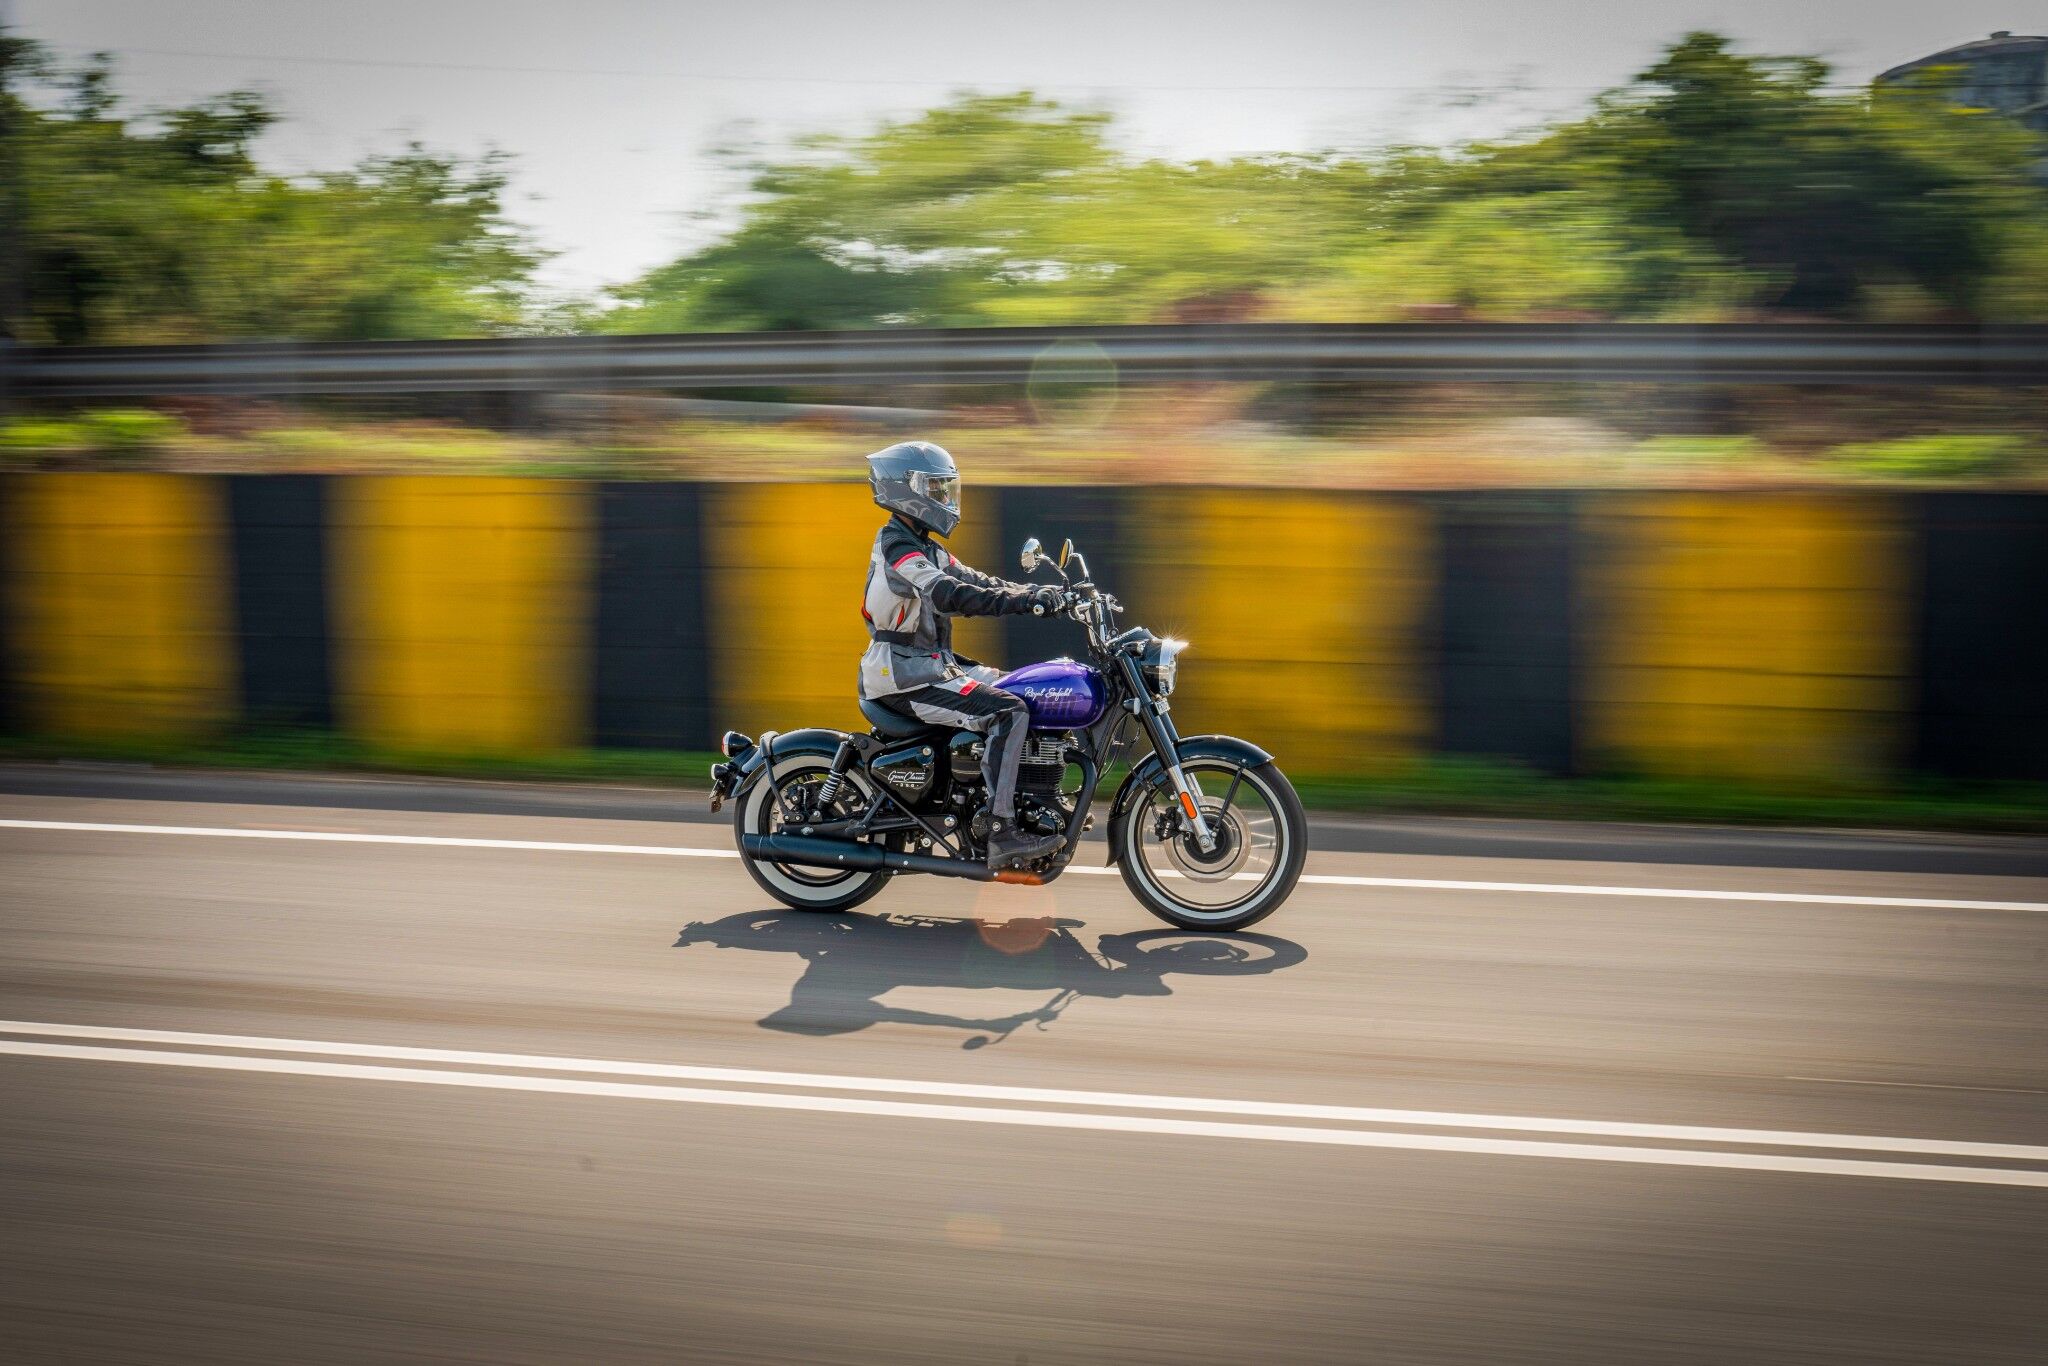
1142 638 1187 696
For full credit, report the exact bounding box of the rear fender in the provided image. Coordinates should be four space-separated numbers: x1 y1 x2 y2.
731 727 858 793
1105 734 1273 867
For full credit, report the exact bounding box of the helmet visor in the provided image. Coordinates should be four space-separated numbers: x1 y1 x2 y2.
918 472 960 513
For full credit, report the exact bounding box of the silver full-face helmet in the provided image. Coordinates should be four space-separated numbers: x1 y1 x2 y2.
866 441 961 538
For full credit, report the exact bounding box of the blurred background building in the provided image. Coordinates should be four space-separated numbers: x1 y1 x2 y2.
1878 30 2048 183
1879 31 2048 134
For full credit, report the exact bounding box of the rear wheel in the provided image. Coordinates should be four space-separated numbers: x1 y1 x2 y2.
734 756 893 912
1116 758 1306 931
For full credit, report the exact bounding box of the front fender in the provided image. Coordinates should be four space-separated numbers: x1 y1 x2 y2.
1105 734 1274 866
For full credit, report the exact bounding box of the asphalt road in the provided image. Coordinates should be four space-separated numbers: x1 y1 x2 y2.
1 776 2044 1364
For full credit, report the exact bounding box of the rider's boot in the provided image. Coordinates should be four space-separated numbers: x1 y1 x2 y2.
986 814 1060 870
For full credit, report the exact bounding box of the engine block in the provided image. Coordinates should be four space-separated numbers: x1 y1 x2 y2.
1017 735 1071 797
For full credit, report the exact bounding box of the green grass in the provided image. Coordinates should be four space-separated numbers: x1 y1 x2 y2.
5 408 2045 487
1828 434 2034 480
3 734 2045 834
0 409 186 461
1286 759 2048 833
0 732 725 788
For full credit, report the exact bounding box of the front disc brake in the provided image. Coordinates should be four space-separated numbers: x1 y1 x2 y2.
1162 800 1250 882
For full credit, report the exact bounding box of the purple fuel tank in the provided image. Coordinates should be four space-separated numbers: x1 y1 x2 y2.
994 658 1110 731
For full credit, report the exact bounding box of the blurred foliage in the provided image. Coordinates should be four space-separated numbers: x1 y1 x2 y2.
0 407 186 459
1827 434 2033 479
605 33 2048 332
4 29 2045 344
0 38 542 344
1473 35 2045 316
5 404 2040 487
1271 193 1748 322
1626 435 1767 466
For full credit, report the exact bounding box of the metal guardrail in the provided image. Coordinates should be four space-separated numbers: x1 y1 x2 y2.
6 323 2046 397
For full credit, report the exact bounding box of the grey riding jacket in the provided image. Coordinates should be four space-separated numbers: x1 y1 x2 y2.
858 516 1041 699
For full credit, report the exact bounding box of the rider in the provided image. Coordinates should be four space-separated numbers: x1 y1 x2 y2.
860 441 1066 870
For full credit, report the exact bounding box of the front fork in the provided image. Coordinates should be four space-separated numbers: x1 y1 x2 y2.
1136 698 1217 854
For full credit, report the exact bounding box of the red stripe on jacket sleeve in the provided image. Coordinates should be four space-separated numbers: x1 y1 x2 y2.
891 551 925 569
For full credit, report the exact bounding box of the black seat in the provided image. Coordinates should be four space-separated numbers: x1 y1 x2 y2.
859 696 931 739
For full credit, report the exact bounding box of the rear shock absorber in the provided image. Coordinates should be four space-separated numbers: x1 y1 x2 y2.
813 739 856 811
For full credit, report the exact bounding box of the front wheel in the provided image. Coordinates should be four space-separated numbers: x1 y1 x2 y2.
1116 758 1307 931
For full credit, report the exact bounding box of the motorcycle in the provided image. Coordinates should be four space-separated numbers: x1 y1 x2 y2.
708 537 1308 931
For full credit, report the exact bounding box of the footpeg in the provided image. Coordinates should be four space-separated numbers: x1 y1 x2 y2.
986 817 1061 871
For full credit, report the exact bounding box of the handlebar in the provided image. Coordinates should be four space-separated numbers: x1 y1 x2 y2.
1020 537 1123 642
1064 589 1123 639
1027 590 1108 618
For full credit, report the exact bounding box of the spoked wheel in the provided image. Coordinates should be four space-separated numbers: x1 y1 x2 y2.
1116 759 1306 931
734 756 893 912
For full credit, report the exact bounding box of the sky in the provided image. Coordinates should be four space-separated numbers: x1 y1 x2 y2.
8 0 2032 291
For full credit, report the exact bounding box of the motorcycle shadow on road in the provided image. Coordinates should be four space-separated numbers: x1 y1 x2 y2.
673 910 1307 1048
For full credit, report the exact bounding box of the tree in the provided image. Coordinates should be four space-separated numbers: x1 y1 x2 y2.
610 33 2048 330
0 29 42 340
1273 193 1754 322
602 94 1123 331
969 155 1339 324
10 29 2045 341
603 100 1346 331
5 41 544 344
1504 33 2043 315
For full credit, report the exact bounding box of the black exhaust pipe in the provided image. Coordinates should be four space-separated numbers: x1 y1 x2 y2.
741 832 1009 882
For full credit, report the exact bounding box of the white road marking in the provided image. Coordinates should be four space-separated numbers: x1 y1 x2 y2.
4 1019 2039 1163
1272 874 2048 912
3 818 2043 913
1787 1076 2048 1097
2 1038 2042 1188
0 818 734 859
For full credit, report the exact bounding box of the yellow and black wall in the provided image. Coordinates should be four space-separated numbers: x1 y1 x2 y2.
0 474 2042 784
